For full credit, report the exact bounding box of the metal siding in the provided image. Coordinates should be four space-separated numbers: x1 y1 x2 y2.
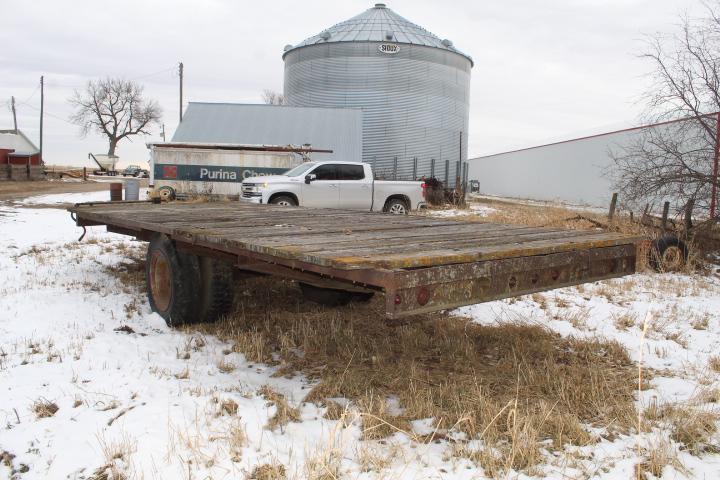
284 42 471 186
467 131 640 207
172 103 362 163
285 4 473 64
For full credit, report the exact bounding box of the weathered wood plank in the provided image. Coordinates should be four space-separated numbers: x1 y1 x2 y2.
71 202 638 271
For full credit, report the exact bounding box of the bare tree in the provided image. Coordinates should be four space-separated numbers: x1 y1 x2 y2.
70 78 162 156
262 89 286 105
610 2 720 216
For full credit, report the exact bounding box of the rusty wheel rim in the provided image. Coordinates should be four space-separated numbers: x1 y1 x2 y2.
661 246 683 271
150 250 172 312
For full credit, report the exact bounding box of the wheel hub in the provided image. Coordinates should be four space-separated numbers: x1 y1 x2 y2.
661 246 683 271
389 204 406 214
150 250 172 311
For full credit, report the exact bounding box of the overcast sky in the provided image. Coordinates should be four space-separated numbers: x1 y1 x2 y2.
0 0 700 167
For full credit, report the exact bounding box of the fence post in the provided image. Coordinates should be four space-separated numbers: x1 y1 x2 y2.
430 158 435 178
608 192 618 220
83 167 87 181
661 201 670 230
393 156 397 180
444 160 449 187
412 157 417 180
684 198 694 231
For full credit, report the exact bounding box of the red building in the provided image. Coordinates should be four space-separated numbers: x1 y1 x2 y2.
0 129 44 180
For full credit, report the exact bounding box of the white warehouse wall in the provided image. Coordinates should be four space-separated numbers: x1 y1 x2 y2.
468 127 646 207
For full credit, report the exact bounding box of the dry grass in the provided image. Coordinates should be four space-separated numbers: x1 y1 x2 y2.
257 385 301 431
217 358 237 373
198 277 637 474
636 437 686 479
613 311 638 331
709 356 720 373
31 398 59 419
643 403 719 454
248 463 286 479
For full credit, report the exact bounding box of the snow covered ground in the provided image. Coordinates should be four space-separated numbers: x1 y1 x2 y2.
1 194 719 479
425 204 497 218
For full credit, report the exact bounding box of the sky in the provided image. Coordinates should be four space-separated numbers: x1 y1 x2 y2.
0 0 701 167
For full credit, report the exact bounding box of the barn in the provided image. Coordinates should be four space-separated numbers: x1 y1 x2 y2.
0 129 44 181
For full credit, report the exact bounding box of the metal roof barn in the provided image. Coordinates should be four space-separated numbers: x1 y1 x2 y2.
172 103 362 163
283 3 472 187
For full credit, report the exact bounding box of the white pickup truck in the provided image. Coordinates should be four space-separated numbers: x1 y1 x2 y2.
241 161 426 214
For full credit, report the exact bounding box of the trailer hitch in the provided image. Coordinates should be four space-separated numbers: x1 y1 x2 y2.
70 211 87 241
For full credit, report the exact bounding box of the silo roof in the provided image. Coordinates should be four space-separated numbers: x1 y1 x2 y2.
284 3 472 65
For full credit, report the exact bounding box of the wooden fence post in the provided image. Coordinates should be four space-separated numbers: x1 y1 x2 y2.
684 198 694 231
83 167 87 181
661 201 670 230
608 193 618 220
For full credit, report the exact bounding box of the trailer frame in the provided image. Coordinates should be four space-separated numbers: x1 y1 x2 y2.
69 201 641 320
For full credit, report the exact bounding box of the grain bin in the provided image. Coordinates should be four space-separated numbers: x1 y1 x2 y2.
283 3 473 187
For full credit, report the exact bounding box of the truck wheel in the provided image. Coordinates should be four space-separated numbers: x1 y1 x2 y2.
197 256 234 322
146 235 200 326
385 198 408 215
158 186 176 201
270 195 297 207
299 283 352 307
650 235 688 272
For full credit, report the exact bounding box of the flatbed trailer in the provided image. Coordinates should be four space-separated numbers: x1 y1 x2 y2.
69 201 641 322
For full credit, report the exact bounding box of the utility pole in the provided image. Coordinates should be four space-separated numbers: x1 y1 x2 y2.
40 76 44 158
712 112 720 219
161 123 166 142
178 62 184 123
11 96 17 133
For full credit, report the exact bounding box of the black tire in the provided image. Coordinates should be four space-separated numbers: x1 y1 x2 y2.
384 198 408 215
650 235 689 272
158 186 176 201
197 257 234 322
145 235 201 327
299 283 353 307
270 195 297 207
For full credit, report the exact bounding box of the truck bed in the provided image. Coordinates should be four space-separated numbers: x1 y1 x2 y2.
70 201 640 318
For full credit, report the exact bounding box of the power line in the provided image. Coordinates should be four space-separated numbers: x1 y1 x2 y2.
130 66 177 81
22 83 41 104
16 100 80 127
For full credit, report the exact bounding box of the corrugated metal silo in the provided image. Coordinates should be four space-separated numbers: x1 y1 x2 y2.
283 3 473 187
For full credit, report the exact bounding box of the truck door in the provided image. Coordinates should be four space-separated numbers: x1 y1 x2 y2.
301 163 340 208
337 164 372 210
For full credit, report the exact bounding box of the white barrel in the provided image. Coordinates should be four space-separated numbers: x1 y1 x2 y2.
125 179 140 201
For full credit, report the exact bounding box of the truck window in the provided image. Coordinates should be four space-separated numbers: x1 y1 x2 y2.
312 164 337 180
284 162 316 177
337 164 365 180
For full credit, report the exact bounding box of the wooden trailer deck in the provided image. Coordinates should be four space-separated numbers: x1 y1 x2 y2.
70 201 640 318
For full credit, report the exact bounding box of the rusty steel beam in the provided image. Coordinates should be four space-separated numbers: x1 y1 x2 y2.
383 244 636 318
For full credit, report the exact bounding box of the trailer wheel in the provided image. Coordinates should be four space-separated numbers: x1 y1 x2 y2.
384 198 408 215
197 257 234 322
270 195 297 207
650 235 688 272
146 235 200 326
157 186 176 202
299 283 353 307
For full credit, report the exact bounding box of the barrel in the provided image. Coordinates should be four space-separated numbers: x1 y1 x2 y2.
110 182 123 201
125 179 140 201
